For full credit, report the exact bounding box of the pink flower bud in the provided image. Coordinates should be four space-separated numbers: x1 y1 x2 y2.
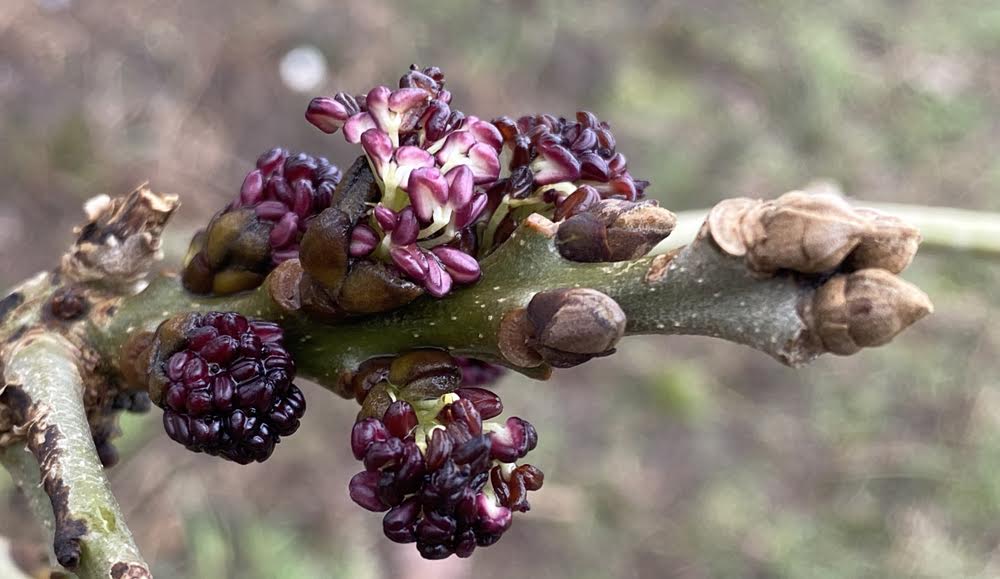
305 96 351 133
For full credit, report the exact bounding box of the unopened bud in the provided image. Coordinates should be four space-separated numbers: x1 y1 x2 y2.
335 261 424 315
525 288 626 368
390 350 462 399
807 268 933 355
556 199 676 262
707 191 922 275
845 210 921 274
298 207 353 295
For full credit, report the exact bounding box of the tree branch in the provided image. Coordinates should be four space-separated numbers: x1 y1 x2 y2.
91 193 932 393
0 332 149 579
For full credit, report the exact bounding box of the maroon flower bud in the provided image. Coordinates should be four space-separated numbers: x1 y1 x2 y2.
350 471 389 512
153 313 306 464
456 387 503 419
349 225 379 257
383 497 421 543
382 400 418 438
344 378 543 560
305 96 353 134
489 417 538 463
432 247 481 284
364 437 405 471
474 493 513 535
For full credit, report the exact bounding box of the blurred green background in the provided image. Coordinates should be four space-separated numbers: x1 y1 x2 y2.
2 0 999 577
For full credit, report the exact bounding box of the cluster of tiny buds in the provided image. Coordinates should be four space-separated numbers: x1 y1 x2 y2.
306 66 497 298
182 148 340 295
232 147 341 264
155 312 306 464
349 390 541 559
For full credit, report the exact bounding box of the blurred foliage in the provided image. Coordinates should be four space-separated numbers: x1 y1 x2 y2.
2 0 1000 577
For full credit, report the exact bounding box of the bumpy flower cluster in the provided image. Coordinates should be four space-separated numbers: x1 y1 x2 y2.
231 148 342 262
349 392 542 559
482 112 649 248
156 313 306 464
305 66 502 296
182 149 341 294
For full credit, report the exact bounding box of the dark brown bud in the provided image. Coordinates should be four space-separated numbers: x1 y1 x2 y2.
181 233 213 294
336 261 424 314
296 273 345 321
181 208 271 295
525 288 626 368
266 259 305 313
390 350 462 399
498 308 544 369
203 209 271 267
351 357 394 404
143 313 197 406
556 199 676 262
359 382 394 420
807 268 933 355
119 330 155 391
330 156 382 222
299 157 383 300
298 207 353 296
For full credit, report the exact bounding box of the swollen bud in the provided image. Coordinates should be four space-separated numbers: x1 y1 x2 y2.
525 288 627 368
706 191 921 275
182 148 341 295
556 199 676 262
807 268 933 355
845 209 921 274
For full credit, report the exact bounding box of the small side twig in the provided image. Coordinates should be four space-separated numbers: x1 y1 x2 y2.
0 332 149 578
654 183 1000 258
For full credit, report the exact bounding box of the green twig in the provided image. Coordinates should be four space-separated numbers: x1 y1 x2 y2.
654 201 1000 257
1 333 149 579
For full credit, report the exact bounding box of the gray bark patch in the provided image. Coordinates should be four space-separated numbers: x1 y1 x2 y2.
0 293 24 324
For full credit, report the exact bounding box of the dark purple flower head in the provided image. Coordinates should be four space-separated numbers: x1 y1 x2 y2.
156 312 306 464
230 148 341 264
492 111 646 203
182 148 341 295
347 389 542 559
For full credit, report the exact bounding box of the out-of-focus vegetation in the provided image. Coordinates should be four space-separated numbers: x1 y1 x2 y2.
2 1 999 577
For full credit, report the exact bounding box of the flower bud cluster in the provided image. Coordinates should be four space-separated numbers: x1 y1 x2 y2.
349 392 542 559
306 66 500 296
147 312 306 464
182 149 341 294
481 111 649 249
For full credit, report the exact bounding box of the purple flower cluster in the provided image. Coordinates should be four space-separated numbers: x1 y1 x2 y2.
348 392 541 559
230 148 342 264
158 313 306 464
493 112 648 202
299 66 649 296
306 66 501 297
480 112 648 248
